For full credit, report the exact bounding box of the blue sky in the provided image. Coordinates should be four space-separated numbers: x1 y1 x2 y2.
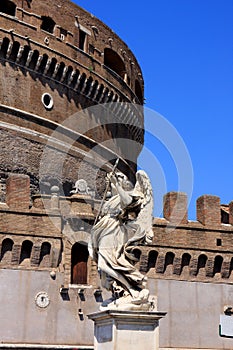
73 0 233 220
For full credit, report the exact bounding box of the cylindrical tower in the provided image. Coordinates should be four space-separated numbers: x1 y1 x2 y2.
0 0 144 196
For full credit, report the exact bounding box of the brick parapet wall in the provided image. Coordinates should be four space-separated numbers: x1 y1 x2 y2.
1 176 233 285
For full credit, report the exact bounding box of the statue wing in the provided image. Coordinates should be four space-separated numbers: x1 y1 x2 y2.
135 170 154 243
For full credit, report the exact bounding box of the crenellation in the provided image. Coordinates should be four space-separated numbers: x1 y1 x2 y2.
197 194 221 226
6 174 30 210
163 191 188 225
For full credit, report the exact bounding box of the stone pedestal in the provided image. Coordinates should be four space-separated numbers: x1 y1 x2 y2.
88 310 166 350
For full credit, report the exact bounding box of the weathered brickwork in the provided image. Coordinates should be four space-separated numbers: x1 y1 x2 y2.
0 0 144 196
1 174 233 288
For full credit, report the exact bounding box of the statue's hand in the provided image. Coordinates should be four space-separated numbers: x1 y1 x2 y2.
107 172 117 186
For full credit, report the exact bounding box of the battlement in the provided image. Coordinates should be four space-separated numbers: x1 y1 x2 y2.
0 175 233 285
1 175 232 226
162 191 232 227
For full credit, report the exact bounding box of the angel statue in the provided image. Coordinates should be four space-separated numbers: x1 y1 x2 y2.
88 169 154 310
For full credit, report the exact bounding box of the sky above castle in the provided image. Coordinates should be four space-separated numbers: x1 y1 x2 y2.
74 0 233 219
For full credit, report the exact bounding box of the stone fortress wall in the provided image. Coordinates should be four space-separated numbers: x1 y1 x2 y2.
1 174 233 286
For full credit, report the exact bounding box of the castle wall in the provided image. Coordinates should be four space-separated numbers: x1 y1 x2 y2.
1 271 233 349
155 279 233 350
0 176 232 349
0 269 99 347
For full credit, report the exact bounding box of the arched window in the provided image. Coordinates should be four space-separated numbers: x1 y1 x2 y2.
38 53 48 74
69 69 80 89
196 254 207 275
21 45 30 66
213 255 223 275
132 248 142 261
135 79 143 104
71 243 89 284
0 0 16 16
0 238 13 263
20 240 33 265
181 253 191 273
164 252 175 273
55 62 65 81
104 48 125 79
29 50 39 70
147 250 158 271
39 242 51 267
46 57 57 77
9 41 20 61
41 16 55 34
0 37 10 58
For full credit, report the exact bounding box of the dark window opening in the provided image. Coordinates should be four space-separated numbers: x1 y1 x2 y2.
197 254 207 274
79 30 86 51
135 79 143 104
147 250 158 271
221 208 229 224
181 253 191 273
216 238 222 246
89 44 95 55
38 54 48 73
164 252 175 272
29 50 39 70
9 41 20 61
104 48 125 79
0 0 16 16
0 37 10 58
41 16 55 34
21 45 30 66
0 238 13 261
60 28 67 41
89 80 99 99
39 242 51 267
20 240 33 265
63 66 73 85
55 62 65 81
47 57 57 77
213 255 223 275
71 243 89 284
77 72 86 92
132 248 142 262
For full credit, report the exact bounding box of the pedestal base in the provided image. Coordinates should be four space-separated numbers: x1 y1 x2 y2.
88 310 166 350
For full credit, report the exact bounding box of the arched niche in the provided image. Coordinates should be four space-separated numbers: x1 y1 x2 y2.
104 48 125 79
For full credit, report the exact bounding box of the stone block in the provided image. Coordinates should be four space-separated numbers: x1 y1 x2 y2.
88 310 166 350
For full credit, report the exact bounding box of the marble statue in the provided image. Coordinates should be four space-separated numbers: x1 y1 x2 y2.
89 170 154 310
70 179 89 195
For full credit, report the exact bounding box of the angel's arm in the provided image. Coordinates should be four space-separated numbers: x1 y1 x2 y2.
110 174 132 208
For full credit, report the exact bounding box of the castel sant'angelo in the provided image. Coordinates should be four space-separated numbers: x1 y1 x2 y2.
0 1 233 349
